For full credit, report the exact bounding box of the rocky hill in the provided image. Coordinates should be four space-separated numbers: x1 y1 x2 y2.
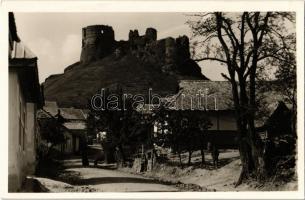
43 25 208 108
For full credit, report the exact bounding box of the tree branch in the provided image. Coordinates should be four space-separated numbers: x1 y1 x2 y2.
223 18 240 47
239 13 246 73
215 13 233 69
245 49 253 69
257 54 296 67
221 73 232 82
194 57 227 63
257 12 271 45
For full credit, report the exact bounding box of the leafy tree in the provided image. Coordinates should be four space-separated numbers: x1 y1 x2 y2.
178 111 212 166
187 12 295 185
154 105 211 167
86 109 97 138
37 110 66 158
89 86 151 165
274 53 296 137
257 34 296 135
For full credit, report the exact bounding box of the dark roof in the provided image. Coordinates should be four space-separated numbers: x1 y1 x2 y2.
165 80 234 111
9 13 35 59
37 103 87 132
9 12 20 43
9 13 43 108
267 101 291 125
37 101 86 120
165 80 291 112
257 101 295 138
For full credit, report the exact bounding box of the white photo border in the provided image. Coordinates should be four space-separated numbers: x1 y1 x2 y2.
0 0 304 199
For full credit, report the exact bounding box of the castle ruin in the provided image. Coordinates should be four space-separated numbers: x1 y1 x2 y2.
44 24 206 108
80 25 115 63
80 25 192 73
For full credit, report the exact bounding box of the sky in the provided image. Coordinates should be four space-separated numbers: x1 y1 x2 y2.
14 13 225 83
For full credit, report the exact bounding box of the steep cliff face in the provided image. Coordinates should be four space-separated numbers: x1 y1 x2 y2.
44 25 208 108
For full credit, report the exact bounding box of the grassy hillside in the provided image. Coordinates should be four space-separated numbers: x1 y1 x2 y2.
44 53 206 108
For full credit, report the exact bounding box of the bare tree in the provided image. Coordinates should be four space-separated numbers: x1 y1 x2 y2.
187 12 295 185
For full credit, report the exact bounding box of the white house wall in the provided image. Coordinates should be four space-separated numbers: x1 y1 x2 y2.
25 103 36 175
8 72 21 192
8 71 37 192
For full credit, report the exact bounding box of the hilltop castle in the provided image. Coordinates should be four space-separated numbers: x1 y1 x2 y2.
80 25 193 74
44 24 207 108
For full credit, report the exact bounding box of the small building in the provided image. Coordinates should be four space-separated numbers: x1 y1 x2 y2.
262 101 294 139
8 13 43 192
37 101 87 155
256 101 296 170
257 101 295 147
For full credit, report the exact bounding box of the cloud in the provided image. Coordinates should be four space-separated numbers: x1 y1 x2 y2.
29 38 53 57
33 34 81 83
158 24 190 39
61 34 82 67
24 38 58 82
24 35 81 83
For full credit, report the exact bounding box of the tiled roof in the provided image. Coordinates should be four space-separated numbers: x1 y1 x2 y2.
134 81 234 112
60 108 86 120
166 80 234 111
64 122 86 130
136 104 159 114
37 101 86 120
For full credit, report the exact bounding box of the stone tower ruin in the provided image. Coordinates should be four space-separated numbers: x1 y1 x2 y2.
80 25 115 63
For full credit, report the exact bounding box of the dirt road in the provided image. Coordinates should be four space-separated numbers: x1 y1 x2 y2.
36 158 178 192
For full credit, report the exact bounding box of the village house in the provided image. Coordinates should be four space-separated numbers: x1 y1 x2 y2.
132 80 239 172
165 80 239 149
256 101 296 152
8 13 44 192
132 79 295 172
37 101 87 155
167 80 296 149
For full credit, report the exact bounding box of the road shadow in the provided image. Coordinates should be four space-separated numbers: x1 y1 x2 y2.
192 155 240 170
63 158 117 170
94 164 117 170
72 177 163 185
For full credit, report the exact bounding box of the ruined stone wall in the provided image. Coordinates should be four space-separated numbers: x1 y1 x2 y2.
176 35 190 63
165 37 177 64
80 25 192 70
127 27 191 69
